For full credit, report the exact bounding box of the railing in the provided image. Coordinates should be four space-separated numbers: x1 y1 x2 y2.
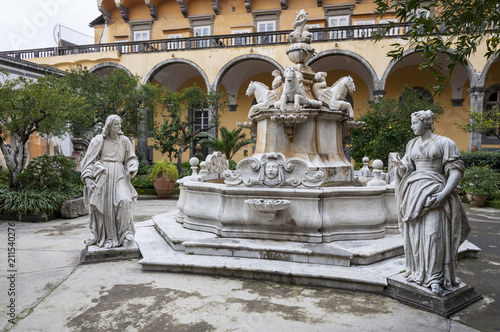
0 23 410 60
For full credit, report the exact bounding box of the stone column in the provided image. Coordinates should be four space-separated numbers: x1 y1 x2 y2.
136 106 149 163
372 89 386 101
467 86 486 151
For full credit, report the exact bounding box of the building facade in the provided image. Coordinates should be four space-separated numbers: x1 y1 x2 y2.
2 0 499 163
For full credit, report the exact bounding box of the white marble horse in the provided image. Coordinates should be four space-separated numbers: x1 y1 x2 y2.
275 67 307 112
312 74 356 118
246 81 280 119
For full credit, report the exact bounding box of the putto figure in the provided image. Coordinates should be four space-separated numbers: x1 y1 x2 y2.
394 110 470 295
81 115 139 249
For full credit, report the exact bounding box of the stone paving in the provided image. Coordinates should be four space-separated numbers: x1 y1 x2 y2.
0 198 499 332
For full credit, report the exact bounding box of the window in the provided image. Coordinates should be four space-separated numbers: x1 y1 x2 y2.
253 9 280 44
129 19 153 52
232 29 251 46
328 16 349 39
324 3 354 40
189 15 214 48
134 30 150 41
191 108 210 132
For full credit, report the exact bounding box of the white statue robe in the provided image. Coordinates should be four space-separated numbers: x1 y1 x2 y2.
81 134 138 248
396 135 470 290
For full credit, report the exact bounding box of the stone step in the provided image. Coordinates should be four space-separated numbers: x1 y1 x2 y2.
138 250 389 294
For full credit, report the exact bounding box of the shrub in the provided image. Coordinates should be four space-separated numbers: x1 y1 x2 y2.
0 186 82 215
131 175 154 189
0 169 9 186
461 151 500 171
460 166 500 196
18 155 80 191
150 160 179 181
180 161 194 179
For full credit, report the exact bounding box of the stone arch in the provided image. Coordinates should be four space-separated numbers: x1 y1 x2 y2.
307 49 379 99
213 54 285 92
379 48 476 91
143 58 210 91
478 55 500 87
89 62 132 75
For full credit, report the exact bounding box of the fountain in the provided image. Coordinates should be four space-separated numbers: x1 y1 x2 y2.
137 10 481 317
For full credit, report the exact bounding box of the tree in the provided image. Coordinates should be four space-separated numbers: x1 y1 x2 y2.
62 65 162 139
349 87 444 165
198 126 255 161
0 74 84 189
152 86 229 171
373 0 500 91
458 105 500 141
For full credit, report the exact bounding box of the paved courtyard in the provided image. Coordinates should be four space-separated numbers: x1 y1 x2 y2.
1 198 499 332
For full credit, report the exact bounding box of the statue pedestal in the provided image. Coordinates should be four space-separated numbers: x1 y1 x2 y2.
384 273 483 318
252 108 353 182
80 243 140 264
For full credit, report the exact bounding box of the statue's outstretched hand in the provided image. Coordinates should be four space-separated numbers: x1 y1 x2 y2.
85 178 96 192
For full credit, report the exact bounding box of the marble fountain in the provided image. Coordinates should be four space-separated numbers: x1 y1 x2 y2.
136 10 480 316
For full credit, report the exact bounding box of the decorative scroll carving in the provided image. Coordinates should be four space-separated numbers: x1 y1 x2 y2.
145 0 158 20
224 152 325 187
244 0 252 13
177 0 188 18
114 1 129 22
211 0 220 15
205 151 229 174
280 0 289 10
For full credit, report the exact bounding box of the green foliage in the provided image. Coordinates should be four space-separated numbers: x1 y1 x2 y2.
460 166 500 196
228 159 237 170
62 65 162 137
457 106 500 141
349 87 444 164
0 169 9 186
131 175 155 189
0 187 81 215
0 74 85 188
18 155 80 191
152 85 229 170
150 160 179 181
137 163 154 176
373 0 500 92
198 126 255 161
461 151 500 171
180 161 194 179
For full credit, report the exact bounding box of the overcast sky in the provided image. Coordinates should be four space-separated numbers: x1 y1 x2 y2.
0 0 100 52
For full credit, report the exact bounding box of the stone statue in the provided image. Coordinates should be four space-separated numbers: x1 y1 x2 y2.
393 110 470 296
312 73 356 118
289 9 312 43
81 115 139 249
274 67 307 112
246 81 280 119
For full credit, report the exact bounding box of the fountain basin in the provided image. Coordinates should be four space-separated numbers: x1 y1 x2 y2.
177 180 397 243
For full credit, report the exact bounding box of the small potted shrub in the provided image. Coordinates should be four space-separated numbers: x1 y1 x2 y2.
460 166 500 207
150 160 179 198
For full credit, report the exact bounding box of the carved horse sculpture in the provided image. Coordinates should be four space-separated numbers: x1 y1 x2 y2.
275 67 307 112
246 81 280 119
312 75 356 118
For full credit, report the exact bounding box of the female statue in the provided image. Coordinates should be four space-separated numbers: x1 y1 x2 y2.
81 115 139 249
394 110 470 295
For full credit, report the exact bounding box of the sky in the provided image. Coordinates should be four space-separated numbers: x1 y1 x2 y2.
0 0 101 52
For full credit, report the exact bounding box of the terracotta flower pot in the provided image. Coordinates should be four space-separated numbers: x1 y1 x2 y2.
466 192 489 207
153 176 175 198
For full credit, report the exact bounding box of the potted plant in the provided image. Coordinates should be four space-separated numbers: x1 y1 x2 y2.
460 166 500 207
150 160 179 198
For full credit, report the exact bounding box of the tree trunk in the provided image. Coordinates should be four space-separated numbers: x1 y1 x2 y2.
176 144 185 175
1 135 28 189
